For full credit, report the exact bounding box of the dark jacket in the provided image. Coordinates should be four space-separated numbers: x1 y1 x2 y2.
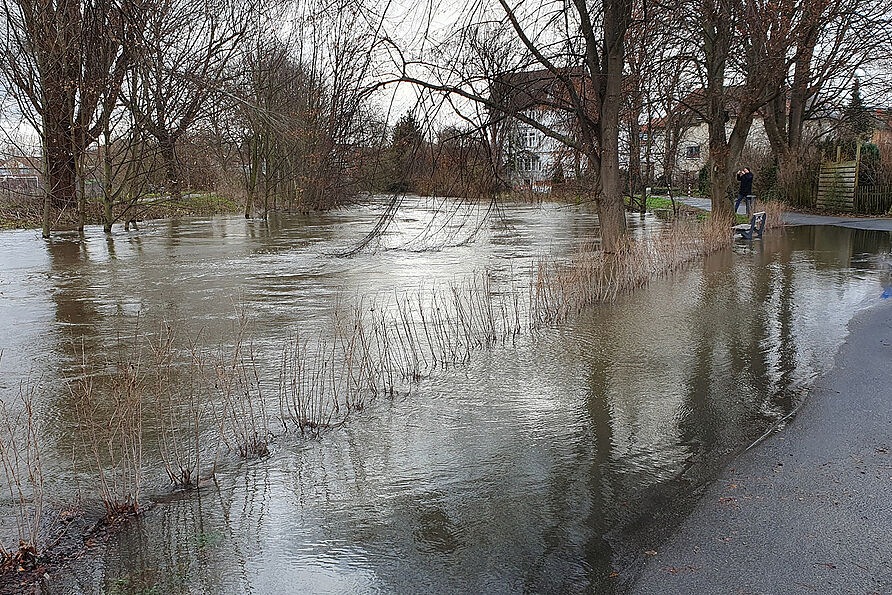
737 171 754 196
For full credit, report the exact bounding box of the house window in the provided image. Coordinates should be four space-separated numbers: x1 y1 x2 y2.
518 155 539 172
685 145 701 159
524 130 537 148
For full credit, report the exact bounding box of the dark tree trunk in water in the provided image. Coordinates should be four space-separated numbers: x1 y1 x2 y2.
103 199 114 233
77 161 86 234
103 131 114 233
598 184 628 253
159 136 182 201
42 111 79 236
41 144 78 237
244 136 260 218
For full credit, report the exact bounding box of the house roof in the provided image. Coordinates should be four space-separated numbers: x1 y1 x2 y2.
0 156 41 171
643 86 777 132
873 108 892 129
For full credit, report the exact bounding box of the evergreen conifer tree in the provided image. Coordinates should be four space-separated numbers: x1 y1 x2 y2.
844 78 874 139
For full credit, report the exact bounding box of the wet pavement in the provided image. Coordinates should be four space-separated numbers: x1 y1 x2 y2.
633 300 892 594
782 212 892 231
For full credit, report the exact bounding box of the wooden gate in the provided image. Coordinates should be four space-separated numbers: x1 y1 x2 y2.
817 160 858 211
817 144 861 212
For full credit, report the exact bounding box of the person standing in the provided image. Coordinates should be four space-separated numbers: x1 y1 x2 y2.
735 167 754 214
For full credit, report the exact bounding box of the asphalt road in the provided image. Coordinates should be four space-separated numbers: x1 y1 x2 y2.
664 195 892 232
781 212 892 231
632 300 892 594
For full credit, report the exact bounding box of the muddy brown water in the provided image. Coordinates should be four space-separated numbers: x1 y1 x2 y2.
1 197 890 593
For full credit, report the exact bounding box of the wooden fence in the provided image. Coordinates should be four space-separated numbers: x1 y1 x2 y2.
854 185 892 215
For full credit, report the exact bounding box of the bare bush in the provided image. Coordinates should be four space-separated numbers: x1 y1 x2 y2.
531 219 731 324
213 313 271 461
70 344 144 518
0 365 43 571
150 324 211 487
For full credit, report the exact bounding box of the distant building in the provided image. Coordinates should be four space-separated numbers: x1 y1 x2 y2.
871 109 892 150
490 69 588 191
645 91 772 187
0 156 41 186
647 89 841 187
0 154 106 198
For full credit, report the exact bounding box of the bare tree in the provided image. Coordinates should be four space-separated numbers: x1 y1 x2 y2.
762 0 892 197
97 108 162 232
682 0 796 216
209 0 380 217
123 0 251 202
0 0 138 236
379 0 635 252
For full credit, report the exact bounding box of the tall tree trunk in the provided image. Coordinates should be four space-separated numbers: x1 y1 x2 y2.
42 128 78 237
77 157 86 234
102 153 114 233
708 145 734 219
703 0 735 220
43 117 79 212
42 186 51 239
245 137 259 218
159 135 182 201
597 0 631 253
628 111 643 213
103 197 114 233
764 32 816 201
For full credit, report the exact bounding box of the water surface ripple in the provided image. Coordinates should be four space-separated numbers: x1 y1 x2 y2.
0 199 890 593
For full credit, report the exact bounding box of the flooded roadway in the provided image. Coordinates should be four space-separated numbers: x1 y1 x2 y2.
0 197 890 593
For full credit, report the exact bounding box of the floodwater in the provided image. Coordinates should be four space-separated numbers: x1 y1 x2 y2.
0 197 890 593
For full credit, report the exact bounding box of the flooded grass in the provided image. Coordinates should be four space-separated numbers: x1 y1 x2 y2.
531 218 730 324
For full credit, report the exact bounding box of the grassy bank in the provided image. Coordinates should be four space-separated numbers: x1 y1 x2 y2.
625 194 782 226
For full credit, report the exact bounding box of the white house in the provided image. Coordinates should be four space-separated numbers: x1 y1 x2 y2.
512 109 578 191
661 117 770 179
645 89 842 188
490 69 585 191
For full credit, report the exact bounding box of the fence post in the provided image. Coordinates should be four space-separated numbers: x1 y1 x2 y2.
854 141 862 190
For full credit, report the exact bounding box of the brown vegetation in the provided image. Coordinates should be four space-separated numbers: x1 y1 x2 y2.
0 369 43 572
70 344 144 518
531 218 730 324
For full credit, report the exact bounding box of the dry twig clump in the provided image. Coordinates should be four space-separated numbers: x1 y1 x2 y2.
0 363 44 571
531 218 730 324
